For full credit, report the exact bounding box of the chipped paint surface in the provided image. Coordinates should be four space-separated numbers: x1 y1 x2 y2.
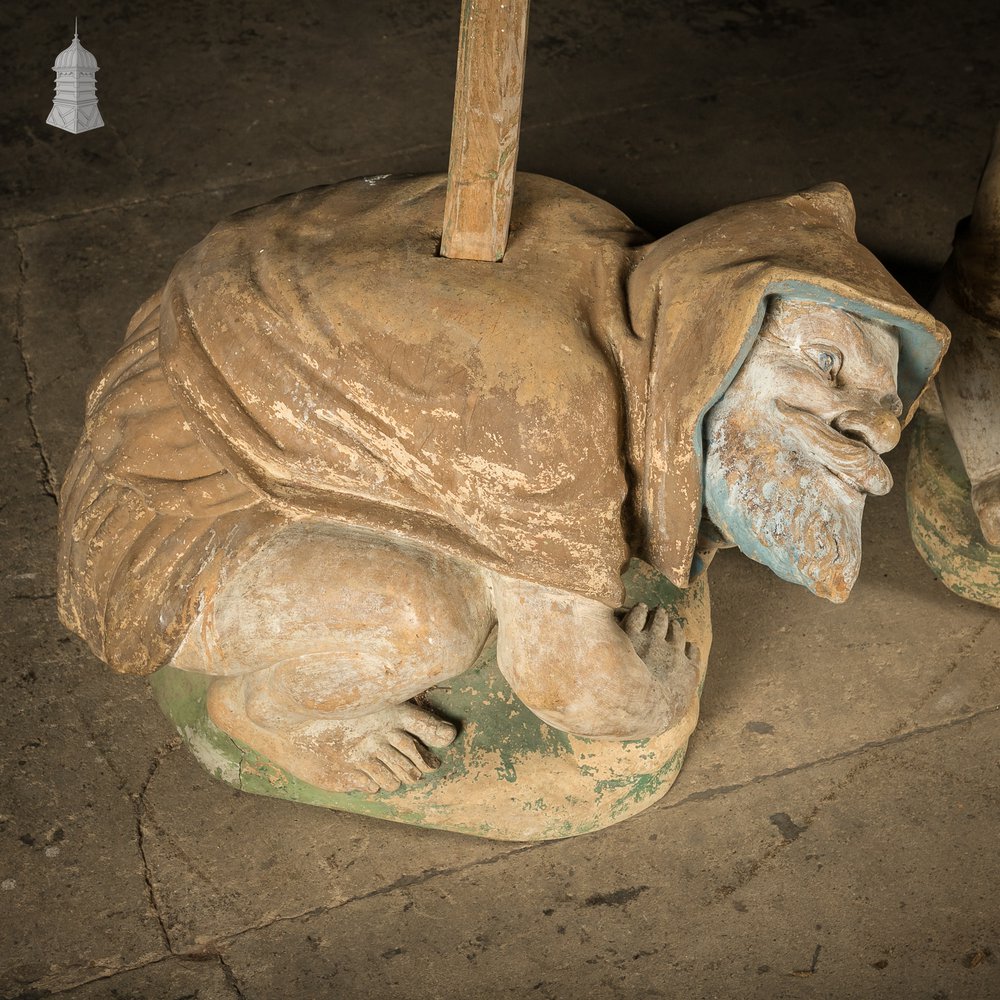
58 175 946 678
180 724 241 784
152 562 710 841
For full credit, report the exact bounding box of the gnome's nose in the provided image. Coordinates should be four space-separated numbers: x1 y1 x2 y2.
833 398 902 454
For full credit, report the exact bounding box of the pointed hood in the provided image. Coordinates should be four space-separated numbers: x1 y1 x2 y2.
624 182 950 589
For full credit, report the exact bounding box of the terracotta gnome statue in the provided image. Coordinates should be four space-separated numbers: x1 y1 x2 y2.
58 174 948 838
908 124 1000 606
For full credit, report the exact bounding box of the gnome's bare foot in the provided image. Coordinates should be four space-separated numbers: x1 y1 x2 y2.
207 676 458 793
972 475 1000 548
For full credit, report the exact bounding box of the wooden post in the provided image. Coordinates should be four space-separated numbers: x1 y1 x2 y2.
440 0 530 262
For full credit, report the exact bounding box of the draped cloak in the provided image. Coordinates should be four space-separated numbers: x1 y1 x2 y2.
57 174 948 675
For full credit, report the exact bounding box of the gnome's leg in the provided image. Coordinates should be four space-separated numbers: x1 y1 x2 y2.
936 319 1000 547
490 574 703 741
172 522 494 792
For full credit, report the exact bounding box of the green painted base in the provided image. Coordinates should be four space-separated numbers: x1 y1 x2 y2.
906 409 1000 609
150 560 711 841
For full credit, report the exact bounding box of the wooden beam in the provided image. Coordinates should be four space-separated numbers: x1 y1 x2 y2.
440 0 530 262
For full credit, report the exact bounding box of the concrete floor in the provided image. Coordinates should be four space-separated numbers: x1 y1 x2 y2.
2 1 1000 997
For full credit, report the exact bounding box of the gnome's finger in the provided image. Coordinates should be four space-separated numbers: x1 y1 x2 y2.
667 619 686 648
623 603 648 635
649 606 671 638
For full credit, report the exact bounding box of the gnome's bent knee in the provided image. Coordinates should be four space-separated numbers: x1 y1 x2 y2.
172 521 496 706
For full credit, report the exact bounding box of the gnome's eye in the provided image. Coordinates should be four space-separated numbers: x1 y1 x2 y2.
805 345 842 381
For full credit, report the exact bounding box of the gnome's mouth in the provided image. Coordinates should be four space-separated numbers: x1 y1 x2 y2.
776 400 893 497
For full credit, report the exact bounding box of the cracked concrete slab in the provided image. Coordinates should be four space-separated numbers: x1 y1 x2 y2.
38 955 240 1000
2 258 174 994
0 717 169 996
216 712 1000 1000
137 747 525 952
0 489 172 995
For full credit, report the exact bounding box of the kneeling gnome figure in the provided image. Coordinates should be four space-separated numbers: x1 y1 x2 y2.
58 174 948 839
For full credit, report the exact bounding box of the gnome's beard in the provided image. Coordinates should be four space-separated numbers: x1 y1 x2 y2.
702 402 867 603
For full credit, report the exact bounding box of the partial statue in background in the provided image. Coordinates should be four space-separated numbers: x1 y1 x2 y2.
908 124 1000 607
57 175 947 838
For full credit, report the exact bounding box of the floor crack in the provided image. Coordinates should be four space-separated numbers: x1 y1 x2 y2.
888 616 996 731
667 703 1000 811
686 706 1000 901
108 709 1000 952
132 739 184 954
210 842 539 948
217 953 248 1000
12 227 59 504
19 953 175 997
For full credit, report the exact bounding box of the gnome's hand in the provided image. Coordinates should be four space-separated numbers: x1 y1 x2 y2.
620 603 702 691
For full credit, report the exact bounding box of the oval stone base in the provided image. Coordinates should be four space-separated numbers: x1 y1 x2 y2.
150 560 711 841
906 408 1000 609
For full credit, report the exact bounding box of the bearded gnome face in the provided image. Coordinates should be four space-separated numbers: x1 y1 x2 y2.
703 296 904 602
